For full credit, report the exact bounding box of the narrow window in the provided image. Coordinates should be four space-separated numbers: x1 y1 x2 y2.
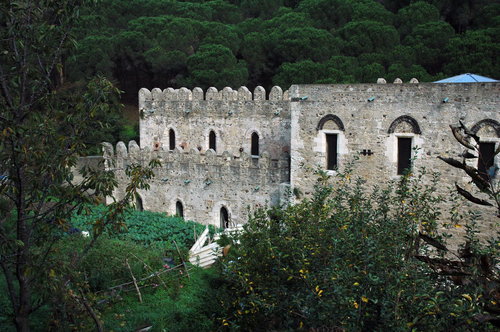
326 133 338 170
220 207 229 229
169 129 175 150
251 132 259 156
175 201 184 218
209 130 216 151
397 137 412 175
478 142 495 179
135 194 143 211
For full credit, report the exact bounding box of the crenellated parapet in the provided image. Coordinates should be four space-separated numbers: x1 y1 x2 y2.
139 85 290 109
104 140 290 185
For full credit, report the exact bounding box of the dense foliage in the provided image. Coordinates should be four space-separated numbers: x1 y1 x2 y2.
0 1 158 330
67 0 500 99
214 168 499 331
71 205 215 249
0 207 217 331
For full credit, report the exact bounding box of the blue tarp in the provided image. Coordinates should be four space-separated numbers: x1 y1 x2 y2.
434 73 499 83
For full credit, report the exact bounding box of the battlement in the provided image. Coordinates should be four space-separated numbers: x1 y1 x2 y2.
139 86 289 109
103 141 290 171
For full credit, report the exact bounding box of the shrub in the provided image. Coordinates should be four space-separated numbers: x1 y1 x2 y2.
55 236 164 291
100 267 220 332
71 205 215 250
214 168 497 331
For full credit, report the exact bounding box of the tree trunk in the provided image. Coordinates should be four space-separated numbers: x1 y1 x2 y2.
15 314 30 332
15 166 32 332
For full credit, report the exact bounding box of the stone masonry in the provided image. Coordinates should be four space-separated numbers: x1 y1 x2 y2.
104 80 499 232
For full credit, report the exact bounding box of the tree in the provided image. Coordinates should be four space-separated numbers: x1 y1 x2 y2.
182 44 248 89
296 0 354 30
271 27 340 63
215 168 496 330
403 21 455 74
395 1 441 38
336 20 400 56
443 28 500 78
0 1 158 330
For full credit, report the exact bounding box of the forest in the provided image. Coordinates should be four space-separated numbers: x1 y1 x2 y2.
67 0 500 102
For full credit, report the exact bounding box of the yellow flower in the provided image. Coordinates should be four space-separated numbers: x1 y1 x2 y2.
361 296 369 303
353 301 359 309
454 224 463 228
353 282 359 286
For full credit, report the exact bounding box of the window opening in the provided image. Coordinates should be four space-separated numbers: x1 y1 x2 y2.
251 132 259 156
175 201 184 218
135 194 143 211
326 133 338 170
478 142 495 179
169 129 175 150
397 137 412 175
209 130 216 151
220 207 229 229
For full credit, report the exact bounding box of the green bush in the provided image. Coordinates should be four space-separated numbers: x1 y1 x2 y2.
55 236 164 291
71 205 215 250
100 267 220 332
214 168 496 331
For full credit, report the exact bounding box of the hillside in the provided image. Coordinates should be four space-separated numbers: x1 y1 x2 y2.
67 0 500 101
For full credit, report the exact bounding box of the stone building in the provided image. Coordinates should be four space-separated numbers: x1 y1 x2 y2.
103 80 499 231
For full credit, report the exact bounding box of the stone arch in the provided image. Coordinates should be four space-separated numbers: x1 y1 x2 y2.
317 114 345 131
209 130 217 151
135 193 143 211
388 115 421 135
470 119 500 137
220 206 230 229
175 200 184 218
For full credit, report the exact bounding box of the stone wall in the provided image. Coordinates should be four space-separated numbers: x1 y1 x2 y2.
106 82 499 233
289 82 500 235
104 140 290 227
138 86 291 160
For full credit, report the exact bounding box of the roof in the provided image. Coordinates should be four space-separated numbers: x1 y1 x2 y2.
434 73 499 83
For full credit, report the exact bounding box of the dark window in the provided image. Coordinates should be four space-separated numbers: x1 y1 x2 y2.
397 137 412 175
175 201 184 218
220 207 229 229
135 194 143 211
478 142 495 179
326 133 338 170
209 130 216 151
169 129 175 150
251 132 259 156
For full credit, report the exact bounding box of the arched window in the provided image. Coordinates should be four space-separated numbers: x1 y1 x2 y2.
135 194 143 211
175 201 184 218
317 115 345 171
209 130 216 151
471 119 500 179
169 129 176 151
220 207 229 229
251 132 259 156
388 115 421 175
